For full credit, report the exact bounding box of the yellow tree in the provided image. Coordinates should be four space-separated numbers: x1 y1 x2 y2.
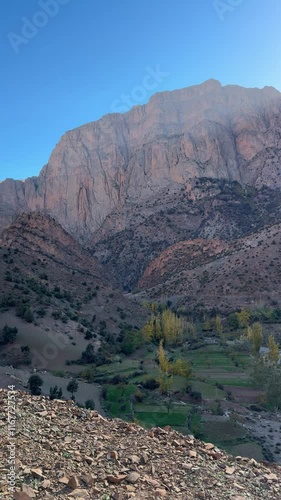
237 310 250 329
158 339 170 373
247 322 263 355
171 358 192 379
215 315 223 337
157 340 171 395
161 309 184 345
267 335 279 363
154 316 162 340
142 317 155 343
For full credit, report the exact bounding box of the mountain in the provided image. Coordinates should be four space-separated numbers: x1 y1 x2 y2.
0 213 145 369
1 80 281 241
136 221 281 311
2 80 281 309
89 178 281 291
1 389 280 499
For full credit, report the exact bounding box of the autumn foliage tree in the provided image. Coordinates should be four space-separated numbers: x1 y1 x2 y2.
157 340 192 395
237 310 250 329
142 309 185 345
247 322 263 355
267 335 279 363
157 340 171 395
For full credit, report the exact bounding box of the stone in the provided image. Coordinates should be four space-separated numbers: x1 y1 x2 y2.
14 493 34 500
225 467 236 475
155 489 167 497
141 452 149 464
59 476 70 485
68 490 89 498
31 468 44 479
125 472 140 484
80 474 95 487
106 474 127 484
68 475 80 490
110 450 119 460
21 485 36 498
41 479 51 489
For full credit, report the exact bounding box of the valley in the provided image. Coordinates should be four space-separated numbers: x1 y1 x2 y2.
1 81 281 472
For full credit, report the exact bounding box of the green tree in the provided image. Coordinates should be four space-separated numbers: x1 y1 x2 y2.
21 345 31 365
85 399 95 410
67 379 79 400
228 313 239 330
81 344 96 364
23 308 34 323
28 374 43 395
120 329 143 355
49 385 63 400
251 357 281 410
1 325 18 344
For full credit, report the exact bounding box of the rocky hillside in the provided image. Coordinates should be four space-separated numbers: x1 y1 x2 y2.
1 80 281 240
136 221 281 310
90 179 281 291
0 389 281 499
0 213 145 369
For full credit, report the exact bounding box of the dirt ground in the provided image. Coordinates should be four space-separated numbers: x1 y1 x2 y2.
0 365 104 415
228 385 264 404
0 311 89 369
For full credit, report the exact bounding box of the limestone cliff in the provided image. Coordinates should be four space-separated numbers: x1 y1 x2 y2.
1 80 281 239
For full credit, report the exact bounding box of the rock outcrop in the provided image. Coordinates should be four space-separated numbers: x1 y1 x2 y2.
1 80 281 239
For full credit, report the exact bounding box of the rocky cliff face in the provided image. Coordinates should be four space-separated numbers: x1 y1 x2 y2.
1 80 281 239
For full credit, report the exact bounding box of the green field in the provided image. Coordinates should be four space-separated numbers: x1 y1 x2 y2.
87 341 260 458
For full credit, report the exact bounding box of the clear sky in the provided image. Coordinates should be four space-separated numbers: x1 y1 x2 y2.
1 0 281 181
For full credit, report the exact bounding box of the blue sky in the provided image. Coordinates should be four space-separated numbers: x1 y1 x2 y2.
1 0 281 181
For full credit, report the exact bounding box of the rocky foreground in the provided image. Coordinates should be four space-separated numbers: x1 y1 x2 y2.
0 391 281 499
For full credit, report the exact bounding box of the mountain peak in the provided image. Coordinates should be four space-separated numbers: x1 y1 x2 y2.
1 81 281 239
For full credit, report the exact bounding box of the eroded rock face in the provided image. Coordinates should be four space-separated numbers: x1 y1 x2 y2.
1 80 281 239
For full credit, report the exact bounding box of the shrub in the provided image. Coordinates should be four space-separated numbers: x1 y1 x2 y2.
28 374 43 395
67 379 79 400
141 378 160 390
85 399 95 410
52 311 61 320
189 390 202 402
81 344 96 364
1 325 18 345
49 385 63 400
85 330 93 340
